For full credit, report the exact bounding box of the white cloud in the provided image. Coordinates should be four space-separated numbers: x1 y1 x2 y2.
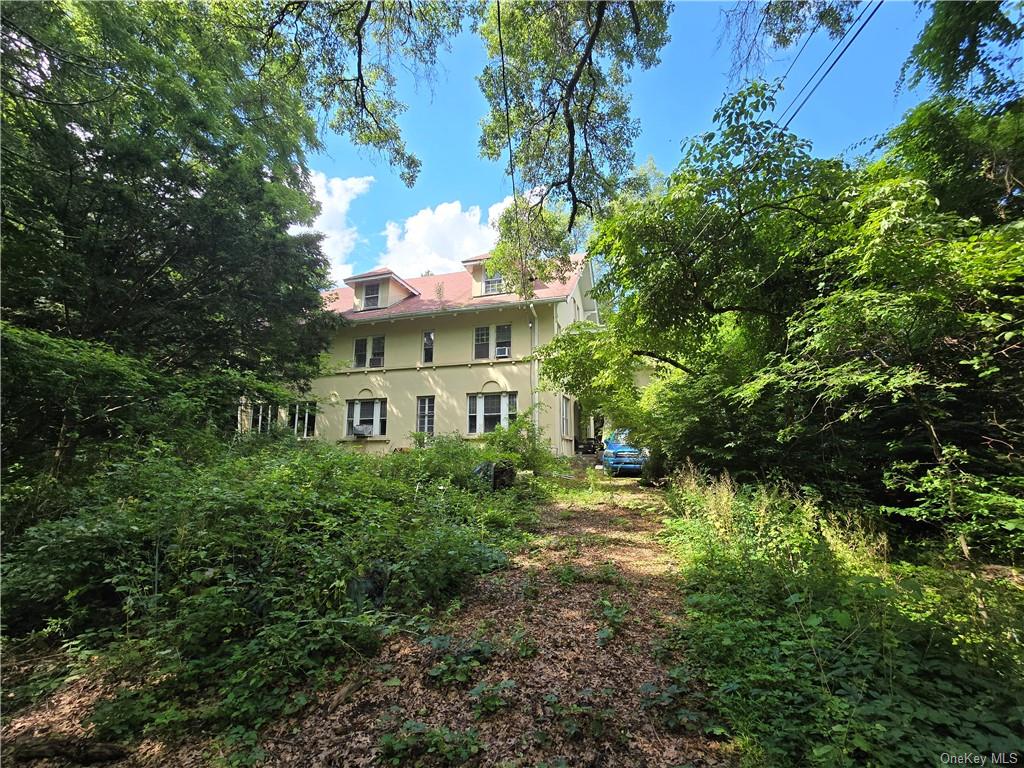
378 196 514 277
291 171 374 286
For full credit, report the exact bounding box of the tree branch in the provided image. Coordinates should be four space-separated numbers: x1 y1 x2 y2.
630 350 697 375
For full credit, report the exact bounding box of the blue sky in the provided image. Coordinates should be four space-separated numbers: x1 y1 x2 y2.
300 1 930 286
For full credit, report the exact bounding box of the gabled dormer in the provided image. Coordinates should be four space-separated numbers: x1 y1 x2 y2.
462 254 509 297
344 267 420 311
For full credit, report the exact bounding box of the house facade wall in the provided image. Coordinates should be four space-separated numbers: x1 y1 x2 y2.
306 300 580 454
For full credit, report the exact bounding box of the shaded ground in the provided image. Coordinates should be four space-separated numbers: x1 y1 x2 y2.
260 477 734 767
4 477 735 767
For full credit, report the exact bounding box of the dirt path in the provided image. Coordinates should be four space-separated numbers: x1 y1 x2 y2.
261 478 735 767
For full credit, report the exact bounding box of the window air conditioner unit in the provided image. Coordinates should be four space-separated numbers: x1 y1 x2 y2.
352 424 373 438
495 346 510 358
369 356 384 367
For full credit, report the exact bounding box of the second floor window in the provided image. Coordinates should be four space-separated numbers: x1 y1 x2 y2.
474 326 490 359
354 336 385 368
423 330 434 363
416 395 435 435
346 398 387 437
495 324 512 358
363 282 380 309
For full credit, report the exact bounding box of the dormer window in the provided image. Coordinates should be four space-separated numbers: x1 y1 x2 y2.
364 282 380 309
483 269 504 295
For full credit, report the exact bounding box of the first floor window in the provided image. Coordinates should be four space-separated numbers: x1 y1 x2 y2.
288 401 316 438
346 398 387 437
561 395 571 437
416 395 435 435
467 391 517 434
250 403 277 433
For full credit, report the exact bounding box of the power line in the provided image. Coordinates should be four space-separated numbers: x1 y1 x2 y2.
684 1 883 254
774 0 874 125
781 1 883 130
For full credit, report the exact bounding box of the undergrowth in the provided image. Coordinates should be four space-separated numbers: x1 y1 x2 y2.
1 434 541 763
663 467 1024 767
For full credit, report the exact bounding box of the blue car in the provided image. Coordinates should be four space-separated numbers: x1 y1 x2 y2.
601 429 647 476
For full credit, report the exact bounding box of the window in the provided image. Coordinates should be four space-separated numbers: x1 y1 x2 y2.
363 282 380 309
561 395 571 437
474 326 490 359
249 403 277 434
346 398 387 437
495 324 512 358
288 402 316 438
467 392 517 434
422 330 434 364
353 336 385 368
483 269 504 295
416 396 435 435
370 336 385 367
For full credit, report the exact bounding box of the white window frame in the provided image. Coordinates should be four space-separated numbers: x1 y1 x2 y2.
467 391 517 434
354 335 385 368
495 323 512 358
561 395 571 437
250 403 278 434
416 395 435 435
422 330 435 364
289 401 316 439
346 398 388 437
473 326 490 360
363 282 380 309
483 270 505 295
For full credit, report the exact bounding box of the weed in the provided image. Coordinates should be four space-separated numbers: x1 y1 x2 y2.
378 720 482 766
542 689 617 741
589 561 627 587
639 666 710 733
521 568 541 601
468 679 516 717
422 635 497 687
595 596 628 646
552 563 582 586
507 624 538 659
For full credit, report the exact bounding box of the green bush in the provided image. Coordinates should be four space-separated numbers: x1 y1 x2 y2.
483 410 557 474
1 436 535 759
663 469 1024 767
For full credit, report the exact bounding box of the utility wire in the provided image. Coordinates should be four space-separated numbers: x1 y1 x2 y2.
684 1 882 254
782 1 883 130
774 0 874 125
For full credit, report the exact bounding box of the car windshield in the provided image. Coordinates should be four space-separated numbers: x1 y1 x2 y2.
610 429 631 445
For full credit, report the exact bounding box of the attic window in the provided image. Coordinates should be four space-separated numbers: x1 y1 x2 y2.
483 269 504 295
364 282 380 309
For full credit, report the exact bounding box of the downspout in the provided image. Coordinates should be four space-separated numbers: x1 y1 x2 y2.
529 302 539 431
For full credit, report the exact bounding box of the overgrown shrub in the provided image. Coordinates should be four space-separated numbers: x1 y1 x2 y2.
1 436 537 760
663 468 1024 767
483 410 557 474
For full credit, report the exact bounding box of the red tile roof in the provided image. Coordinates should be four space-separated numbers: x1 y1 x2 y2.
323 255 586 322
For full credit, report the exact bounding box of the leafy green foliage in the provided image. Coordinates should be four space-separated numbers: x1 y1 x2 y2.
468 678 517 718
663 470 1024 767
542 83 1024 560
378 720 483 767
482 410 558 474
1 438 534 757
595 596 627 647
423 635 499 687
541 689 618 741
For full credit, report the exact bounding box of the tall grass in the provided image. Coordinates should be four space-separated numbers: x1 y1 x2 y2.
663 466 1024 767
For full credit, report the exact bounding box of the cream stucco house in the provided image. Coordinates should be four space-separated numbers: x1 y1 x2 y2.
244 255 599 455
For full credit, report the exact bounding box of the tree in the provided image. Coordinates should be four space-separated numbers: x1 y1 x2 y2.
1 1 336 385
